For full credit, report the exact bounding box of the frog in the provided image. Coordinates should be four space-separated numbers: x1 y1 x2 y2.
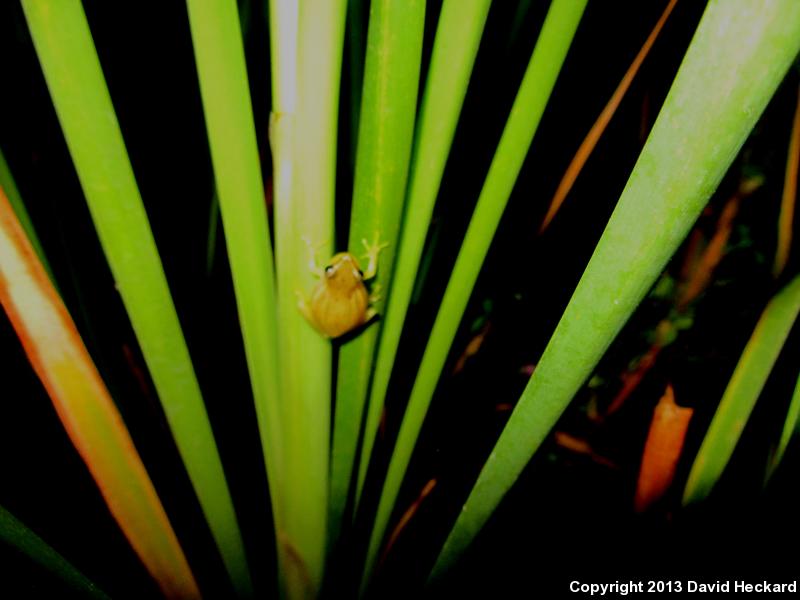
298 235 388 339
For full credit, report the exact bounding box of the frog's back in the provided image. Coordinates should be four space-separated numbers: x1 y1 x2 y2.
310 283 369 338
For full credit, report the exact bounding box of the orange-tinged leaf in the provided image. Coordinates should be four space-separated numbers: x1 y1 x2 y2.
678 175 762 310
553 431 618 469
774 83 800 278
606 329 664 416
539 0 678 233
634 384 693 512
678 228 706 284
380 479 437 568
453 322 491 374
0 186 200 599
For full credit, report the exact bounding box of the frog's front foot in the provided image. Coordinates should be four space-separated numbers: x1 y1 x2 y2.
302 236 326 277
361 234 389 280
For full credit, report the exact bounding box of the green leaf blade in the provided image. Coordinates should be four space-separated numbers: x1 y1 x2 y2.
355 0 492 510
0 504 110 600
330 0 426 547
685 274 800 503
362 0 588 587
0 149 53 281
769 370 800 478
25 0 253 594
432 0 800 577
270 0 347 595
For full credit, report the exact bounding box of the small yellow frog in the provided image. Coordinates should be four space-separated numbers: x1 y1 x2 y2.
298 236 387 339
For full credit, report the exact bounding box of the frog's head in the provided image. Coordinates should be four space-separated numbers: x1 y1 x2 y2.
324 252 364 292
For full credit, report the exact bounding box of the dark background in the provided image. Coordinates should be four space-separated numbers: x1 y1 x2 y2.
1 0 798 597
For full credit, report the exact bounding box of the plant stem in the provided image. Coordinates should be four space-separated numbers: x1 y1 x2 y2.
272 0 347 595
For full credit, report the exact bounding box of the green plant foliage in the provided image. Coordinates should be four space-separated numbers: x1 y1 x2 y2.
356 0 493 510
330 0 426 547
770 371 800 478
5 0 800 597
0 504 109 599
0 149 51 281
270 0 348 595
363 0 589 587
685 274 800 502
23 0 252 595
431 0 800 577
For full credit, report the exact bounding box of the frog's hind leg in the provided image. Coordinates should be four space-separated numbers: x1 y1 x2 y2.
361 283 383 327
363 306 379 326
296 290 313 321
368 283 383 304
296 290 329 338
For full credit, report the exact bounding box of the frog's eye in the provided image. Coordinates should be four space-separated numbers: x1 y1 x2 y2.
324 265 335 276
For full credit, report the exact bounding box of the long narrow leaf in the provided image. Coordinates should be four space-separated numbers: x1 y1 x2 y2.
0 148 52 280
363 0 588 587
22 1 252 595
271 0 347 595
266 0 297 539
185 0 298 595
539 0 678 233
684 274 800 503
0 186 199 599
356 0 492 510
0 504 109 599
0 506 108 600
769 370 800 477
330 0 426 546
432 0 800 577
346 0 367 168
266 0 297 593
773 84 800 278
